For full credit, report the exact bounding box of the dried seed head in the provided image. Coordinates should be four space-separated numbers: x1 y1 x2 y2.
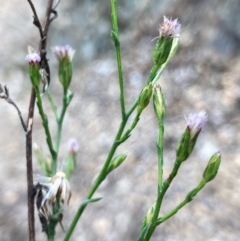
0 82 9 99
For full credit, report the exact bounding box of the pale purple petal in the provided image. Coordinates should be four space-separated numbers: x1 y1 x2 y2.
25 52 41 63
67 138 80 153
52 45 75 61
186 111 208 138
159 16 181 38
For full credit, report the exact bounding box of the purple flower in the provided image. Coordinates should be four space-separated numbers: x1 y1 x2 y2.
186 111 208 138
67 138 79 154
159 16 181 38
25 52 41 64
52 45 75 62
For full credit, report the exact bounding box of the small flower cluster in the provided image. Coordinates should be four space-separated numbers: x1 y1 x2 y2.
25 52 41 64
34 171 71 231
186 111 208 139
52 45 75 62
159 16 181 38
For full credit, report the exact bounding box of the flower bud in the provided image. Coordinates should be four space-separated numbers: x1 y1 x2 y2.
25 47 41 88
107 154 127 173
34 143 52 176
176 111 207 162
142 202 156 228
153 84 166 121
186 111 208 140
176 127 191 162
137 83 153 115
152 16 181 67
65 139 79 179
52 45 75 90
67 138 80 154
203 152 221 183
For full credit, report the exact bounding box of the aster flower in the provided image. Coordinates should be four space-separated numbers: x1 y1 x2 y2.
185 111 208 139
67 138 80 154
25 48 41 88
25 52 41 64
52 45 75 62
151 16 181 74
52 45 75 89
176 111 208 162
159 16 181 38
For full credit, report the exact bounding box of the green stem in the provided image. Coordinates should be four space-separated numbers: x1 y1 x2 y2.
35 88 56 161
64 118 128 241
47 201 62 241
156 179 206 225
53 89 73 174
143 159 183 241
64 5 177 241
120 112 140 142
148 64 159 83
111 0 126 118
46 89 58 121
64 34 174 241
157 121 164 191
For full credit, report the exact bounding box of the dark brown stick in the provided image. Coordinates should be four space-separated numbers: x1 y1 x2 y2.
6 98 27 132
26 1 56 240
26 89 36 241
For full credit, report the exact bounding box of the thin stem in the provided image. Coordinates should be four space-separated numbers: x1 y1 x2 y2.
6 98 27 132
156 179 206 225
143 159 183 241
111 0 126 118
53 89 73 174
65 4 178 240
35 89 56 163
26 89 36 241
25 1 57 240
46 89 58 121
64 118 128 241
157 120 164 191
27 0 44 38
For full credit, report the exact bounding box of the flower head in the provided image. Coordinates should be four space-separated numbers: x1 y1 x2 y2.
43 171 71 204
52 45 75 89
159 16 181 38
52 45 75 62
67 138 80 154
25 52 41 64
186 111 208 139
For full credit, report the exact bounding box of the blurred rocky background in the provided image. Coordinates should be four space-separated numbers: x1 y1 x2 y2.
0 0 240 240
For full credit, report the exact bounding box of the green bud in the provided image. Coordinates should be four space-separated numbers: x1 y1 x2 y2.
25 50 41 88
176 127 191 162
64 153 77 179
107 154 127 173
203 152 221 182
59 59 72 90
152 16 181 68
34 143 52 176
153 84 166 121
152 37 173 68
52 45 75 90
137 83 153 114
142 202 156 228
